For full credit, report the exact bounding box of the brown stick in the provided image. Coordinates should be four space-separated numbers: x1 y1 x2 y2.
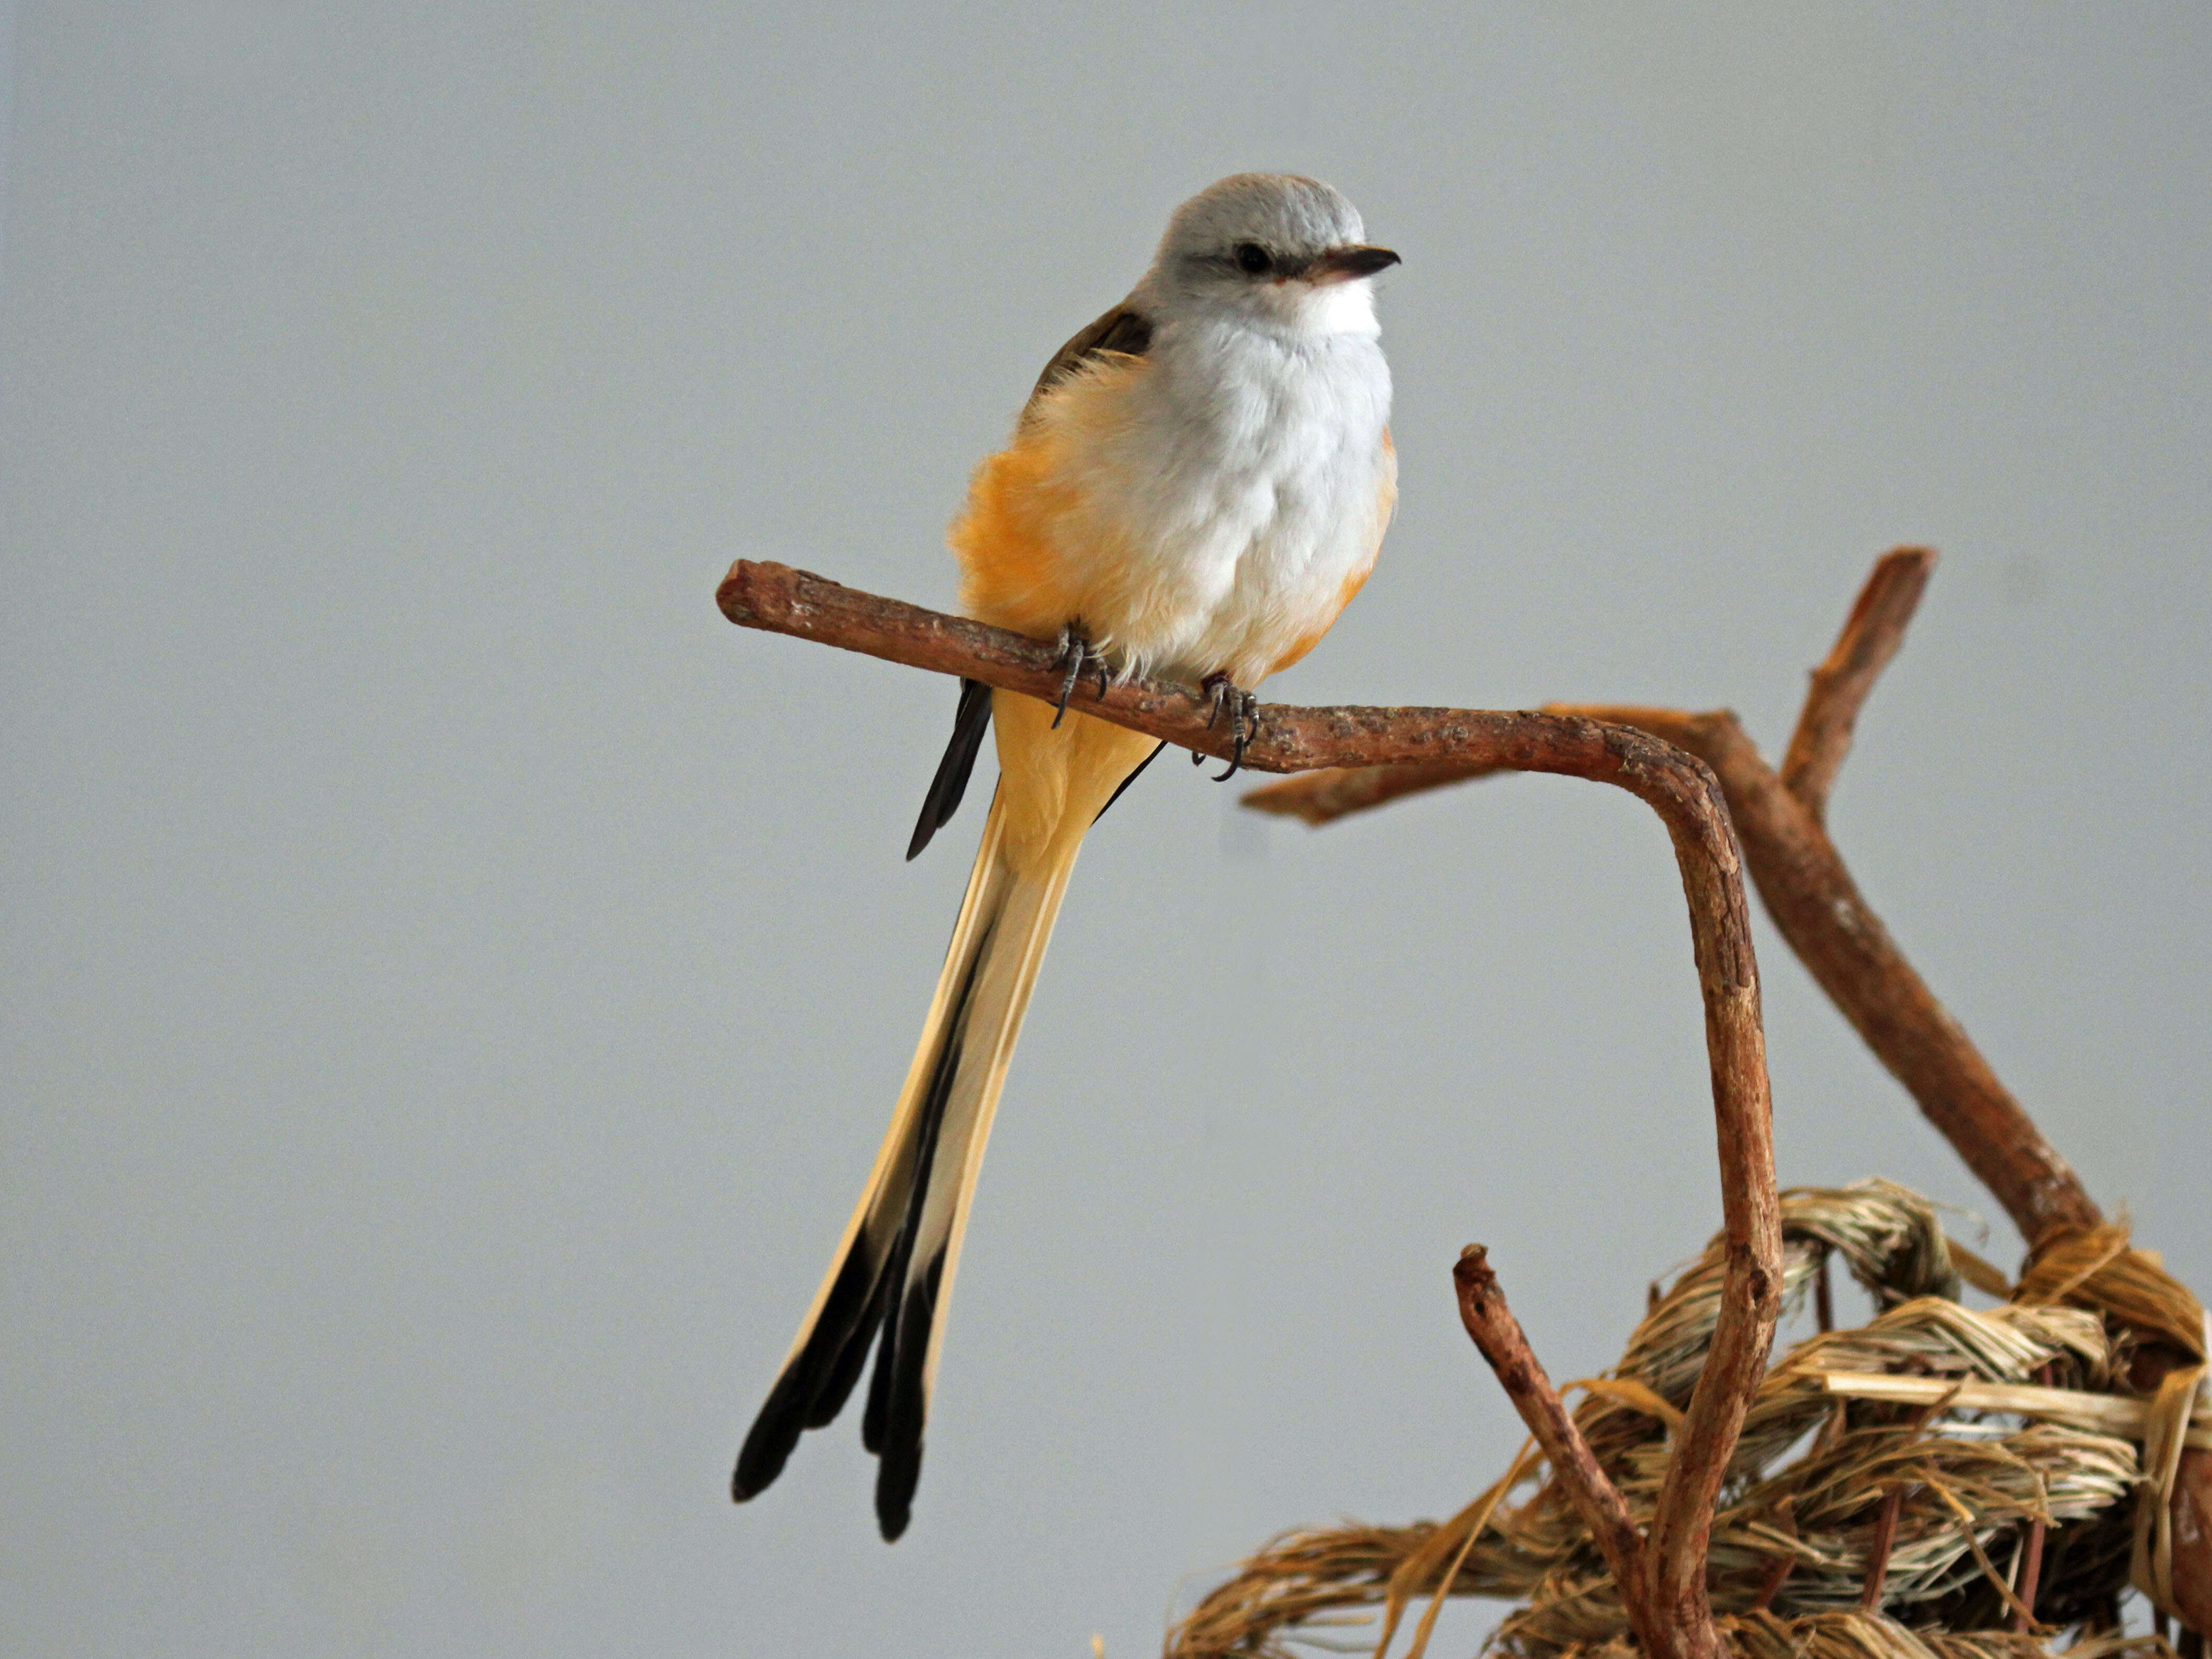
1241 559 2101 1245
1861 1485 1907 1611
2013 1518 2047 1632
1778 548 1934 822
719 559 1782 1659
1236 757 1515 824
1453 1247 1644 1597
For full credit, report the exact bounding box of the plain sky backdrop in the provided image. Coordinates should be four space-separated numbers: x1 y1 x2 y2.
4 5 2207 1656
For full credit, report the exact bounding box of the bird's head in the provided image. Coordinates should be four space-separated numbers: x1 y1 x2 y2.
1142 173 1399 336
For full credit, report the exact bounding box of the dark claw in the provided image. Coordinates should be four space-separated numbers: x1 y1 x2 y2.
1195 673 1226 763
1052 630 1081 728
1052 625 1104 729
1199 675 1258 781
1213 691 1258 781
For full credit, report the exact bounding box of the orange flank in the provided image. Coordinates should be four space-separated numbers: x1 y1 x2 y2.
951 354 1201 656
951 431 1093 640
947 349 1170 874
1271 555 1376 673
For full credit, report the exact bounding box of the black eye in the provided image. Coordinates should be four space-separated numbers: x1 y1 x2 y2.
1234 242 1272 275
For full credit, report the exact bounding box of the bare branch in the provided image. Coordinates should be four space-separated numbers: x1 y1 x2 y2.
2014 1517 2047 1632
1778 547 1935 821
1452 1247 1643 1595
1243 707 1722 826
1242 758 1512 823
719 558 1784 1659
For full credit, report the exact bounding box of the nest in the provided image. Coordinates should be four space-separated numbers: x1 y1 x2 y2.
1166 1182 2206 1659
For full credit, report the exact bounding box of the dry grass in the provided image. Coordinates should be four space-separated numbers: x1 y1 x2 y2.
1165 1183 2198 1659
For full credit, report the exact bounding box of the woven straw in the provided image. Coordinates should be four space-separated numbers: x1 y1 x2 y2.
1166 1182 2199 1659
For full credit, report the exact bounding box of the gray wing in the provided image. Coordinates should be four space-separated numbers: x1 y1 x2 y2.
1021 303 1153 422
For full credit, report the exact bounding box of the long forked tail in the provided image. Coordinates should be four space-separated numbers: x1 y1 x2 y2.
732 788 1079 1539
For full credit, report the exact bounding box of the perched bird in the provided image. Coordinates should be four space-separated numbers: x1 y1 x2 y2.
732 173 1399 1539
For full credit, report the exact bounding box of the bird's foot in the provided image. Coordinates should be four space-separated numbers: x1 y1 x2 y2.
1050 624 1111 728
1197 672 1260 781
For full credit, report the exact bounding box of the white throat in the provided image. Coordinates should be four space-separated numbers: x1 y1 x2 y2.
1135 273 1383 346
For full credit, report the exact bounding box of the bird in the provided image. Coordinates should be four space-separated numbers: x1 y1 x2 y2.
732 173 1399 1540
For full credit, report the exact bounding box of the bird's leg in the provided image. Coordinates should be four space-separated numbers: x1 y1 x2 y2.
1049 624 1110 729
1198 672 1261 781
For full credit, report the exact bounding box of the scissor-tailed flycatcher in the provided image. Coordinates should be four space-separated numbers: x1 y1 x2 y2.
732 174 1399 1539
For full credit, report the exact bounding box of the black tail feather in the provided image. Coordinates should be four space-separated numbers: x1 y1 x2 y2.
732 910 997 1530
874 1247 945 1542
805 1263 892 1431
907 679 993 861
733 1237 885 1498
861 913 988 1458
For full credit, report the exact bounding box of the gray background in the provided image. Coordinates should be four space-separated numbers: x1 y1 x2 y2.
4 5 2206 1656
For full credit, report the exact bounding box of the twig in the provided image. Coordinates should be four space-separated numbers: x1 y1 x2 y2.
1239 757 1514 824
1241 555 2101 1245
719 558 1783 1659
1453 1246 1644 1595
1861 1484 1906 1611
1778 548 1934 822
2013 1517 2047 1633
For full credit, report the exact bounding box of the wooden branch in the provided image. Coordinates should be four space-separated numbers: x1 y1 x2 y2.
1778 548 1934 822
2014 1518 2047 1633
719 558 1782 1659
1453 1247 1646 1616
1238 757 1514 824
1239 705 1712 821
1241 556 2101 1245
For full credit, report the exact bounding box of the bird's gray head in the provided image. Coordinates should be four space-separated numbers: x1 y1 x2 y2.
1137 173 1399 335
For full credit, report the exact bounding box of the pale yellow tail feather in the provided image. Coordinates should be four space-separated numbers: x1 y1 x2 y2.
733 698 1157 1539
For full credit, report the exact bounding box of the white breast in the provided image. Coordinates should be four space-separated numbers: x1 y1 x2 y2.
1035 306 1395 686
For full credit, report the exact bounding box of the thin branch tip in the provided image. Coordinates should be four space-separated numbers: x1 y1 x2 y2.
1780 546 1937 818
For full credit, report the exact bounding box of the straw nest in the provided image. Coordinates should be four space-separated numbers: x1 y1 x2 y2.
1166 1182 2205 1659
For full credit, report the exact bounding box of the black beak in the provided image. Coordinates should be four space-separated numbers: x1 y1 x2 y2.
1312 244 1402 283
